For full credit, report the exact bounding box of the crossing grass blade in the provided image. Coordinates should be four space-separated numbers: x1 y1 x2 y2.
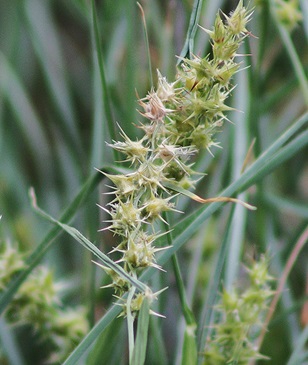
286 325 308 365
30 188 149 294
63 302 122 365
178 0 203 63
131 297 150 365
0 171 103 315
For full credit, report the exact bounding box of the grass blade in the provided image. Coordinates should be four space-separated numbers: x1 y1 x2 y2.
0 52 52 182
31 189 148 294
286 325 308 365
197 207 235 364
0 172 103 315
63 303 122 365
177 0 203 63
91 0 117 150
131 297 150 365
24 0 81 148
270 2 308 106
145 112 308 273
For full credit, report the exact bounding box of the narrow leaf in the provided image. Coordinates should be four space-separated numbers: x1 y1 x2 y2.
163 181 256 210
131 297 150 365
178 0 203 63
30 188 148 294
181 324 198 365
0 171 103 315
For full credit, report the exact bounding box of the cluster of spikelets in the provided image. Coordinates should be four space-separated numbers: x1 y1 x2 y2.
274 0 302 30
0 242 88 363
202 256 274 364
98 1 253 314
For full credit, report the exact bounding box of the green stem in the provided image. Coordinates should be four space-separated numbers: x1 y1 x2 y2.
270 3 308 106
91 0 119 158
163 213 193 323
127 281 136 364
177 0 204 63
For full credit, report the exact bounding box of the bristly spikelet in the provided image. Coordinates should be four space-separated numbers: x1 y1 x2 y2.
97 1 253 315
0 241 88 363
275 0 302 30
202 256 274 364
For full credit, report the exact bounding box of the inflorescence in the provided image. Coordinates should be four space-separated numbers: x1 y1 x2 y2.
98 0 253 316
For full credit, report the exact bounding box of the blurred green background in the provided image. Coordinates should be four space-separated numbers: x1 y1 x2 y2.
0 0 307 364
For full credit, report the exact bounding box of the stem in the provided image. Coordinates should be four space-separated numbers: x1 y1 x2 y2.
91 0 119 159
127 284 136 364
270 2 308 106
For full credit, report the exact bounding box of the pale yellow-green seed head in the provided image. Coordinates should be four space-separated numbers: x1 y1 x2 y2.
275 0 302 31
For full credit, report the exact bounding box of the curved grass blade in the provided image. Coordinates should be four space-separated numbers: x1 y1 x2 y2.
131 297 150 365
0 171 103 315
30 188 148 294
63 302 122 365
163 181 256 210
177 0 203 63
86 317 124 365
240 129 308 192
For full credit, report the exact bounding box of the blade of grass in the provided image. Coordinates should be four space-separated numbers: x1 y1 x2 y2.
240 129 308 191
23 0 81 151
197 206 235 364
225 65 250 289
270 2 308 106
177 0 203 63
0 318 26 365
0 171 103 315
91 0 118 157
137 2 153 88
286 325 308 365
63 301 122 365
263 192 308 219
0 51 52 184
30 189 148 294
257 226 308 351
131 297 150 365
86 317 124 365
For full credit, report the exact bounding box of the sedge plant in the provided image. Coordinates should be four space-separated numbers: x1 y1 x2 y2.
0 0 307 364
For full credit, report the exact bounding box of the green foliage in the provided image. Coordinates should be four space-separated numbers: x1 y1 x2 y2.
0 0 307 364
